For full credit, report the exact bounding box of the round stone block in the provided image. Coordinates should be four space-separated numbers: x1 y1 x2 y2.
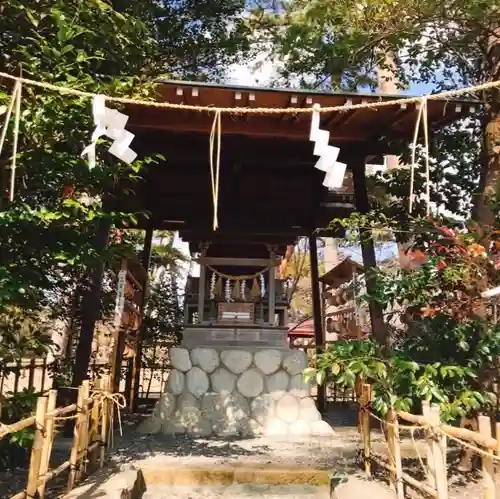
213 419 240 437
201 392 227 422
266 370 289 399
237 369 264 398
153 392 176 420
186 366 209 398
265 418 289 436
225 392 250 422
166 369 185 395
254 350 282 375
170 347 192 372
137 417 162 435
191 347 220 373
211 367 237 394
289 374 312 398
282 350 308 376
289 420 312 436
221 350 253 374
240 418 264 437
250 394 275 426
311 420 336 436
299 397 322 422
163 415 186 435
276 394 300 424
332 476 397 499
177 392 199 411
176 393 202 429
189 418 213 437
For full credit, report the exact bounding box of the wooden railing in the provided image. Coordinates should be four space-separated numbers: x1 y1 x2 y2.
0 375 116 499
0 358 53 397
358 383 500 499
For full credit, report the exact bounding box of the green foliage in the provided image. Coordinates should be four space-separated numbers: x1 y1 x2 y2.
0 388 38 471
143 273 184 346
252 0 500 223
308 218 500 420
256 0 498 91
0 0 253 471
306 332 498 421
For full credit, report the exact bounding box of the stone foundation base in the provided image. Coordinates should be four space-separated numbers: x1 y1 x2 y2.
138 347 334 438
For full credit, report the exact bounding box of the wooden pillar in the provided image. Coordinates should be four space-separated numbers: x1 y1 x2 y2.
71 218 111 390
351 157 387 345
131 224 154 411
309 234 326 413
268 248 276 326
197 261 206 324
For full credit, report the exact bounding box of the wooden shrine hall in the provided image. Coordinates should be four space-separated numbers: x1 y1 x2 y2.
104 80 475 419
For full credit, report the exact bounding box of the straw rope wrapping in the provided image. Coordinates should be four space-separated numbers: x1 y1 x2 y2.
90 389 126 450
367 410 500 468
0 71 499 114
368 410 433 481
0 80 22 201
209 110 222 231
206 264 276 281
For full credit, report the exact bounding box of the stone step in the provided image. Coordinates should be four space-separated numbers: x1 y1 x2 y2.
142 484 331 498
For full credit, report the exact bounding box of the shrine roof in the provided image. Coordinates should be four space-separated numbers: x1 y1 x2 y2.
126 79 477 144
319 257 364 288
114 79 477 245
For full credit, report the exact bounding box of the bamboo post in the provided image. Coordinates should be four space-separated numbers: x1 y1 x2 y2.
67 383 85 491
422 401 436 490
478 416 495 499
430 404 448 499
458 416 477 471
26 396 48 498
387 408 405 499
360 383 372 476
100 374 110 468
89 380 101 470
496 422 500 475
37 389 57 498
77 380 90 481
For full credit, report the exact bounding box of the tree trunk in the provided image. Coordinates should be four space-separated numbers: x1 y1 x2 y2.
474 30 500 227
71 219 111 389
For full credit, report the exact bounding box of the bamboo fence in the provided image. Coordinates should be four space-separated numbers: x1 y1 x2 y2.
0 375 119 499
358 383 500 499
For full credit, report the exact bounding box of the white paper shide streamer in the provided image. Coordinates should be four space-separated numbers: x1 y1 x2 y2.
224 279 231 302
82 95 137 169
310 104 346 189
209 272 216 300
114 269 127 326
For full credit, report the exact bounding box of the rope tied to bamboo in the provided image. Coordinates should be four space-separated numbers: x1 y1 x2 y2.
1 71 500 113
368 409 500 463
90 389 126 449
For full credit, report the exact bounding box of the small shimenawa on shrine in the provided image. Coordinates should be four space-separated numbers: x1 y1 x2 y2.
103 79 474 437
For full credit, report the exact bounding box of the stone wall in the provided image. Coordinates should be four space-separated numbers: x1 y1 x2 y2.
138 347 334 437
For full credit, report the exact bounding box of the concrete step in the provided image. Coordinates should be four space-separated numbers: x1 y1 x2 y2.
143 483 331 498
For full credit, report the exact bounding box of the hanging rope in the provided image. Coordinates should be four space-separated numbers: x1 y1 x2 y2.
9 80 22 201
409 98 425 214
0 71 499 114
0 80 22 203
207 264 272 281
0 81 20 158
209 110 221 231
422 99 431 216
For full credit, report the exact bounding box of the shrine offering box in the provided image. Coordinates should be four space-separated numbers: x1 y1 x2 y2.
217 302 255 324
